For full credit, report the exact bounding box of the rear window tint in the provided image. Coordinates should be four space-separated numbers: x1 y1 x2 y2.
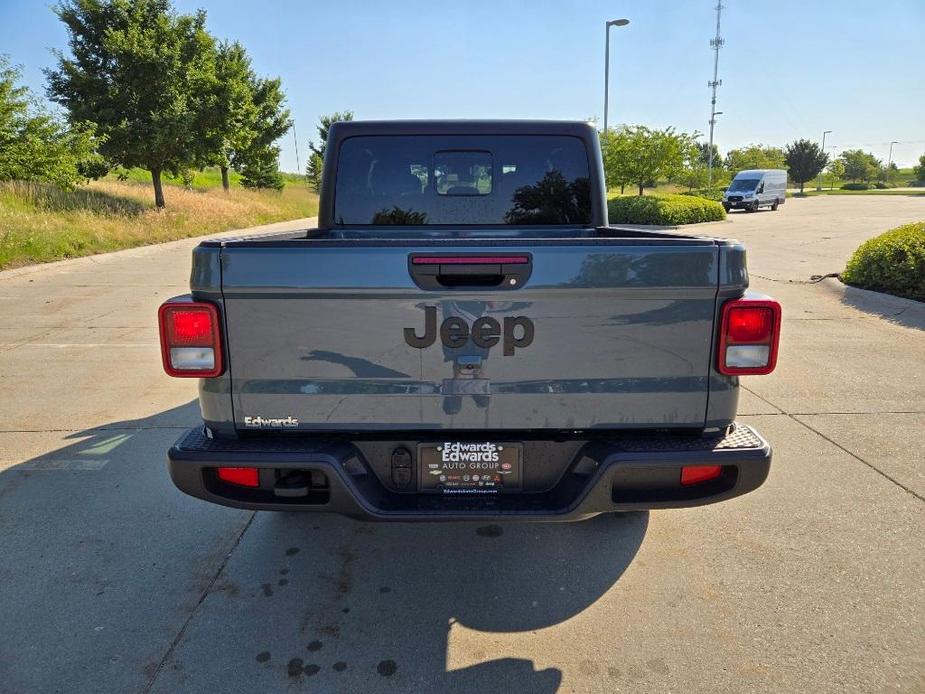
333 135 591 225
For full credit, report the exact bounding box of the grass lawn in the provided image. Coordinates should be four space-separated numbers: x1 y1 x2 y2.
110 166 308 191
795 188 925 196
0 171 318 270
799 167 919 191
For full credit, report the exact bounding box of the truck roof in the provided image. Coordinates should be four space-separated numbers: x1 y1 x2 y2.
328 119 598 138
734 169 787 176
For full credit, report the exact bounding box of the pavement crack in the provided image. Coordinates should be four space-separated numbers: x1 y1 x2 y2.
142 511 256 693
792 415 924 503
742 386 923 503
750 272 841 285
741 386 783 414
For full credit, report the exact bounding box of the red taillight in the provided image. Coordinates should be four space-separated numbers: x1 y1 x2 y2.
681 465 723 486
158 301 223 378
216 466 259 487
718 298 781 375
167 309 214 345
727 307 773 343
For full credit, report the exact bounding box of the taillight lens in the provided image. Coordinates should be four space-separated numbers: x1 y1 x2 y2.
158 301 223 377
718 298 781 375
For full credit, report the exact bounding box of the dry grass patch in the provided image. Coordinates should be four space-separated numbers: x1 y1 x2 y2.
0 179 318 269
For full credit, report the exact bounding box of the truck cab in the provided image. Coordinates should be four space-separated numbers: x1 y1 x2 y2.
723 169 787 212
159 120 780 521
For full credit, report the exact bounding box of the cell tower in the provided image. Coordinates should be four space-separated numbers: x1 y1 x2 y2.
707 2 724 188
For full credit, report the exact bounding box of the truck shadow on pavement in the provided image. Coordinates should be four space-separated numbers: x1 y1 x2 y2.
251 507 648 693
0 400 647 694
836 283 925 332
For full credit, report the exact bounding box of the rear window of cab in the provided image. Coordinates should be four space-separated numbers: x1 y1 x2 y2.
333 135 592 226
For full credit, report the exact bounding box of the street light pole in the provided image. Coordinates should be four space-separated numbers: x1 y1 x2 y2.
603 18 630 133
887 141 899 183
819 131 831 190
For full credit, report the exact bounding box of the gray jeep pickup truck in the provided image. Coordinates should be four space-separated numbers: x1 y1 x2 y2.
159 120 781 521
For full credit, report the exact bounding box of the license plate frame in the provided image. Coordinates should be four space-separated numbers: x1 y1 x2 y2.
418 441 522 494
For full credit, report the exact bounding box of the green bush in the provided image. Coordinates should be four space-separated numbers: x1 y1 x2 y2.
681 189 724 202
874 181 890 189
841 182 870 190
608 193 726 225
842 222 925 301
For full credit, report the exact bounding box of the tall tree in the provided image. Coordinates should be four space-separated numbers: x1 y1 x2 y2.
839 149 881 183
599 127 632 194
826 159 845 189
724 145 786 173
234 75 291 190
0 57 101 188
913 154 925 183
679 163 709 192
205 41 257 192
239 144 283 190
306 111 354 192
784 139 829 193
697 142 720 167
879 162 899 186
605 125 696 196
46 0 218 208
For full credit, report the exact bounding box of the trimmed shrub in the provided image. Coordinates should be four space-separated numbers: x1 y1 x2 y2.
608 194 726 225
841 182 870 190
842 222 925 301
681 189 724 202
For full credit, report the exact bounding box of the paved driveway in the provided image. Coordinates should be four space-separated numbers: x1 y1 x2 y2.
0 197 923 693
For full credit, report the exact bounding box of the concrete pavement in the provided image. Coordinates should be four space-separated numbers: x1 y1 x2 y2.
0 197 922 693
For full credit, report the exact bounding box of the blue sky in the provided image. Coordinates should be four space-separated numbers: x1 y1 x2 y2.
1 0 923 171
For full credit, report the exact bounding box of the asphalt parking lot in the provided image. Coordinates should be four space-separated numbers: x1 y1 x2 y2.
1 196 923 693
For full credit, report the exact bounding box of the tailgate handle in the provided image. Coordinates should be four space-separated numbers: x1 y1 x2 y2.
409 254 532 290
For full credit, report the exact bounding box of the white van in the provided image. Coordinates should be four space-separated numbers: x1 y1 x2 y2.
723 169 787 212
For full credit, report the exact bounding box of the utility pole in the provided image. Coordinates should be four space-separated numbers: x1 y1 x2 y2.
292 121 301 174
707 2 724 190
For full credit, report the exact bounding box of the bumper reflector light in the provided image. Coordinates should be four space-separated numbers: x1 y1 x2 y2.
681 465 723 486
217 467 259 487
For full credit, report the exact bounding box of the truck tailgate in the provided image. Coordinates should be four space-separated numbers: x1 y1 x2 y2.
220 240 720 431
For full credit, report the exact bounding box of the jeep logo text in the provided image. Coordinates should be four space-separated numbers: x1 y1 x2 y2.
404 306 534 356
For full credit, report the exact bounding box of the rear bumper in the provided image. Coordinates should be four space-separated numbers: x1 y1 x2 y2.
167 423 771 521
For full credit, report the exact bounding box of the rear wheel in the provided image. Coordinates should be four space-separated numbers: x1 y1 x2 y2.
771 199 779 211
